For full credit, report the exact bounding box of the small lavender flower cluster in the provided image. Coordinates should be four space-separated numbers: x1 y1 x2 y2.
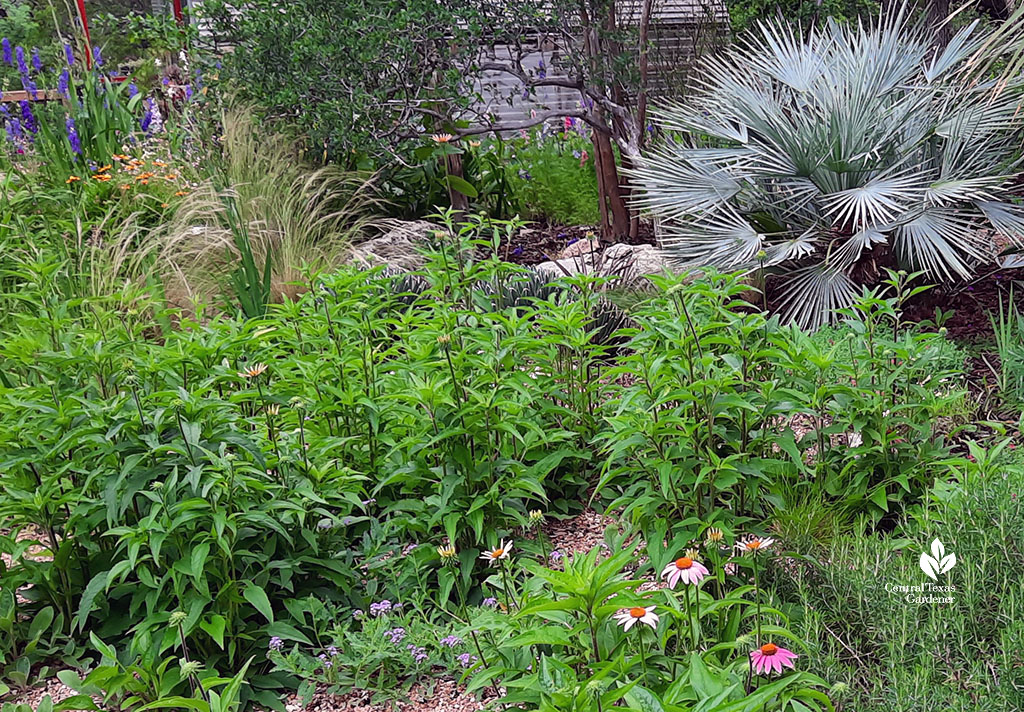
268 636 284 651
407 644 427 663
317 653 333 669
383 627 406 644
438 635 462 648
482 597 498 608
369 599 392 617
456 652 478 668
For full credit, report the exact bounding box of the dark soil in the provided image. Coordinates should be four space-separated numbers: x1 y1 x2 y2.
501 220 657 266
901 267 1024 342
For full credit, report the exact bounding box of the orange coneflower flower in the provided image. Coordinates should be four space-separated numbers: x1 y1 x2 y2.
174 190 189 197
120 184 132 191
430 133 455 143
164 174 177 180
97 164 112 173
139 179 149 185
152 160 168 167
66 175 81 183
238 363 268 379
92 174 112 182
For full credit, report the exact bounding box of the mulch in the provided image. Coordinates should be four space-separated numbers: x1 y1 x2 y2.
901 267 1024 342
500 220 656 266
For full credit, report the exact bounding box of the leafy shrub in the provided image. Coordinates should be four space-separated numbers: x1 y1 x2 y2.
632 12 1024 326
596 270 967 550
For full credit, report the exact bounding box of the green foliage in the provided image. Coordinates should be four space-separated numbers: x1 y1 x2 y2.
724 0 878 34
510 125 600 225
464 540 834 711
778 440 1024 710
596 270 965 547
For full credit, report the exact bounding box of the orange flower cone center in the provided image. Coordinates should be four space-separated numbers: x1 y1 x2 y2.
629 607 647 618
760 643 778 656
492 548 504 557
747 540 761 550
675 557 693 570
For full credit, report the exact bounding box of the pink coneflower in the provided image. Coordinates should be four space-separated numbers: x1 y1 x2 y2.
735 536 774 555
661 556 709 588
749 642 798 675
613 605 659 632
480 539 512 566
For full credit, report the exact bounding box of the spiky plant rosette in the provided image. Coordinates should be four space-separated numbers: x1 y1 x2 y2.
630 9 1024 327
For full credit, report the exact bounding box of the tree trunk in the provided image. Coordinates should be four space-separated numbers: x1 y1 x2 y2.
591 129 630 242
445 152 470 215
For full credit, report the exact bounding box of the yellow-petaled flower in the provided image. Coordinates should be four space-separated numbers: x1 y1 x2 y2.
528 509 544 526
430 133 454 143
437 544 457 565
266 404 280 416
238 363 268 379
685 547 700 560
66 175 80 183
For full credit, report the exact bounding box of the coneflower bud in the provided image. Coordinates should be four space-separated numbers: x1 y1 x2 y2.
169 611 187 626
528 509 544 525
437 545 457 565
179 660 202 676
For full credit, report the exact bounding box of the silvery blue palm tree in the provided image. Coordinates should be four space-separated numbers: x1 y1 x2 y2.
630 8 1024 327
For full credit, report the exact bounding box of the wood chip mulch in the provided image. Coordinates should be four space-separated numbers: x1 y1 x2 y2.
282 679 493 712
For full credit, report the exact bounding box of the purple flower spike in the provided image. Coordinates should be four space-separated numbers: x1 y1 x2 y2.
128 82 139 99
31 48 41 73
65 43 75 67
66 116 81 155
268 636 284 650
58 70 70 99
2 38 11 65
93 46 104 67
19 101 37 135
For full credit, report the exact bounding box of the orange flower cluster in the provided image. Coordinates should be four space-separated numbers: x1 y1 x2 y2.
65 155 189 197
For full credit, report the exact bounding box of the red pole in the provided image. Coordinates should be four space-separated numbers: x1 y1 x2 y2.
75 0 94 69
172 0 185 25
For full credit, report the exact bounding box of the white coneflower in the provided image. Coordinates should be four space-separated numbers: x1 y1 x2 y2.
480 539 513 566
612 605 659 631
